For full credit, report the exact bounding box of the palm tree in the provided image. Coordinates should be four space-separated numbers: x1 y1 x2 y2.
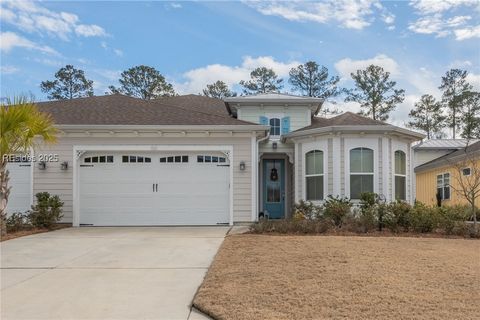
1 97 57 237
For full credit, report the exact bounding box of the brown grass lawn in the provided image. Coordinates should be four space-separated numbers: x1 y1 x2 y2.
194 235 480 320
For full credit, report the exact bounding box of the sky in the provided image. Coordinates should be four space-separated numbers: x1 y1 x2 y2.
1 0 479 127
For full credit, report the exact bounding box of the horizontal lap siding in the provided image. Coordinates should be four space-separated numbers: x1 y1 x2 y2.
416 160 480 207
239 106 310 132
33 136 252 223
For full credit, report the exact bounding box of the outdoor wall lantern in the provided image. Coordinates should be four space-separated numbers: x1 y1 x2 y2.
272 142 278 149
61 161 69 170
239 161 246 171
38 161 46 170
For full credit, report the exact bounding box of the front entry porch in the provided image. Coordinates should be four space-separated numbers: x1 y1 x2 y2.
258 154 293 220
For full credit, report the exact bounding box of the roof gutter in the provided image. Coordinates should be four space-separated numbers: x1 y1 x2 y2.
56 124 270 131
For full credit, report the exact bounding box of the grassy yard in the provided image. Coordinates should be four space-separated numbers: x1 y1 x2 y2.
194 235 479 320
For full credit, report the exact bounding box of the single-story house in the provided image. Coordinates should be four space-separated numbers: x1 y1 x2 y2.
6 93 424 226
415 140 480 207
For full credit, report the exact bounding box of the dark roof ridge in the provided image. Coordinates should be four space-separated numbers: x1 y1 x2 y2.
35 93 140 104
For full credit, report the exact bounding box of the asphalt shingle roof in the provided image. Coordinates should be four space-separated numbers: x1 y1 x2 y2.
293 112 386 132
36 94 257 126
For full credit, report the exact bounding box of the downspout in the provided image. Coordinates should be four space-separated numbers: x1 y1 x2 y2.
254 129 270 221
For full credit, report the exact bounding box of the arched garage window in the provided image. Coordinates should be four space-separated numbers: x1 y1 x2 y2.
395 151 406 200
305 150 324 200
350 147 374 199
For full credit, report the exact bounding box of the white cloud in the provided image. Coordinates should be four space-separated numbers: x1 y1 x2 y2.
408 1 479 40
75 24 107 37
334 54 400 79
448 60 472 68
409 0 478 15
382 13 395 24
99 41 124 57
0 65 19 74
405 67 441 98
1 0 107 40
454 25 480 40
466 72 480 91
0 31 59 55
245 0 394 30
390 94 421 127
32 57 64 67
169 3 182 9
175 56 300 94
113 48 123 57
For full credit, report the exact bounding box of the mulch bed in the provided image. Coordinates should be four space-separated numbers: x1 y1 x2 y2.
1 224 71 242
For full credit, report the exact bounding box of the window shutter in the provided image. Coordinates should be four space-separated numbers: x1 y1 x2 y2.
259 116 268 125
281 116 290 134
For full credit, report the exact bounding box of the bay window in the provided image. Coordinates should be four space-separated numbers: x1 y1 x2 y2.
350 147 374 199
394 151 406 200
305 150 324 201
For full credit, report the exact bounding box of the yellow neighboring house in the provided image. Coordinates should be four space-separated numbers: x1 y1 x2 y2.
415 141 480 207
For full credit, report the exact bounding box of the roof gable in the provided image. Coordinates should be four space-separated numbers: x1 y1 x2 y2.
415 141 480 172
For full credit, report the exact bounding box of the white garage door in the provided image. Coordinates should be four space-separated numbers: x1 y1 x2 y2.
6 160 32 215
79 152 230 226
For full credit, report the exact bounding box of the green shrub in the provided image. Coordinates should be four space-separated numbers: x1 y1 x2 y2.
359 192 378 210
29 192 64 229
293 200 322 220
323 196 352 227
6 212 30 232
384 201 412 233
410 203 438 233
437 207 465 235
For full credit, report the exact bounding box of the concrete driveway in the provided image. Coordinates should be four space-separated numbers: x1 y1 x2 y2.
1 227 229 320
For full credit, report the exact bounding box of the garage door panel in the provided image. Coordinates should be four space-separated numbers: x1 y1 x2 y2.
79 151 230 226
6 162 32 215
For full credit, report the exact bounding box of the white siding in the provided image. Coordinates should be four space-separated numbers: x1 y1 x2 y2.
33 135 253 223
295 134 415 204
414 149 453 167
238 105 311 131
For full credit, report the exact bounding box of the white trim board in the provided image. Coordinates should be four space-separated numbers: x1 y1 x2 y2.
72 144 234 227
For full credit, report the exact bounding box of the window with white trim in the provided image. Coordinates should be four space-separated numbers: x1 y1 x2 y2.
159 155 188 163
437 173 450 200
122 155 151 163
350 147 374 199
197 155 226 163
394 150 406 200
84 155 114 163
269 118 281 136
305 150 324 201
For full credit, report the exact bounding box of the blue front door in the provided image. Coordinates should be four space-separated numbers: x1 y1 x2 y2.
263 159 285 219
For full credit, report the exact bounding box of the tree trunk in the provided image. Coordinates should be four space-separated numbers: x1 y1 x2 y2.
472 200 478 235
452 108 456 139
0 161 10 238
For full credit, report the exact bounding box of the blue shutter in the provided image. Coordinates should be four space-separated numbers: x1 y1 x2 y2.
281 116 290 134
259 116 269 125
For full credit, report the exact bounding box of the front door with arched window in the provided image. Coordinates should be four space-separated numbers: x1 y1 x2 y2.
263 159 285 219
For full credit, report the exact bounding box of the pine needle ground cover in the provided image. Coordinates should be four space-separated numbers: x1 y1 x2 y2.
194 235 479 320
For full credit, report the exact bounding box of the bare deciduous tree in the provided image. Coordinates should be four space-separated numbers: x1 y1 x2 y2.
448 142 480 234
